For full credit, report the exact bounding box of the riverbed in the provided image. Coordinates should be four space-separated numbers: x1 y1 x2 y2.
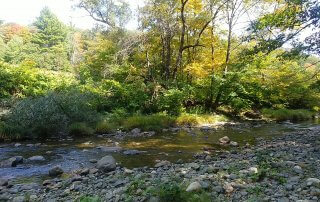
1 120 319 181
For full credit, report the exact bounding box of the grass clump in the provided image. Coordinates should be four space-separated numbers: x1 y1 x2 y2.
150 181 211 202
95 120 119 134
122 114 175 132
262 109 314 121
68 122 94 136
176 113 228 126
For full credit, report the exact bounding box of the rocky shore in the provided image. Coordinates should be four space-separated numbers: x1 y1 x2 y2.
0 125 320 202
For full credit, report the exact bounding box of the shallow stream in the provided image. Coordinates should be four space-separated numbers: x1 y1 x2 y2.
0 120 319 180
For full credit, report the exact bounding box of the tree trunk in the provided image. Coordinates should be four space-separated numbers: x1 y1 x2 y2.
173 0 188 80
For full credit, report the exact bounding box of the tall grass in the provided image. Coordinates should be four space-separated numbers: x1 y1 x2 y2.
122 114 175 131
68 122 94 136
262 109 315 121
175 113 228 126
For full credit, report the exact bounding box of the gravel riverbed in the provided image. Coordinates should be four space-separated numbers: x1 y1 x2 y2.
0 125 320 202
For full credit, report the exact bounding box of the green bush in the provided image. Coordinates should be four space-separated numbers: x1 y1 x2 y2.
262 108 315 121
157 89 185 115
68 122 94 136
3 91 99 139
0 62 76 98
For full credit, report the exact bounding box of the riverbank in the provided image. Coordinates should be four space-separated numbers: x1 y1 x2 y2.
0 124 319 201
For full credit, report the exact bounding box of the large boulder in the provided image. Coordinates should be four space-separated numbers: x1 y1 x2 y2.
49 166 64 177
97 155 116 172
0 156 23 168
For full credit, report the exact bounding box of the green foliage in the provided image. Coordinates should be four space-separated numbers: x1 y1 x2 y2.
0 62 76 98
69 122 94 136
157 182 186 202
32 7 67 48
262 109 315 121
150 181 211 202
95 120 119 134
122 114 175 132
3 91 99 139
176 113 228 126
157 89 185 115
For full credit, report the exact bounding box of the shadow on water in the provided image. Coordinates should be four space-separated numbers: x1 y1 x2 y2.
0 120 319 180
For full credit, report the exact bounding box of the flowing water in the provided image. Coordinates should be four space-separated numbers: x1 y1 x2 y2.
0 120 319 180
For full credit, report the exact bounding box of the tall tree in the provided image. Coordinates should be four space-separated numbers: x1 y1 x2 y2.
75 0 131 29
32 7 68 49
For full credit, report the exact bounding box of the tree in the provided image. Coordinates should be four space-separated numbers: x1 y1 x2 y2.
31 7 71 70
32 7 68 49
75 0 131 28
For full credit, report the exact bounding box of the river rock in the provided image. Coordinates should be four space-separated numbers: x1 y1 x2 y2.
0 179 8 187
248 167 258 174
98 146 122 153
219 136 230 144
224 183 234 193
306 178 320 187
0 156 23 167
89 159 98 163
28 156 45 161
154 160 170 168
124 168 134 174
131 128 141 135
97 155 116 172
42 180 52 186
80 168 90 176
186 181 202 192
293 165 303 174
230 141 239 147
123 150 142 155
49 166 64 177
14 143 22 147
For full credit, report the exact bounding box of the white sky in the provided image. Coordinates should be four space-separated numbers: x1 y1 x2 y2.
0 0 144 30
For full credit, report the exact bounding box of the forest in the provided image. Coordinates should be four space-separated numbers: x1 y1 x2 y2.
0 0 319 140
0 0 320 201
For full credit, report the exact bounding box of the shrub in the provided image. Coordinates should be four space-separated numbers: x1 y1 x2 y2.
0 62 76 98
157 182 185 202
262 108 314 121
3 91 99 139
157 89 185 115
68 122 94 136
